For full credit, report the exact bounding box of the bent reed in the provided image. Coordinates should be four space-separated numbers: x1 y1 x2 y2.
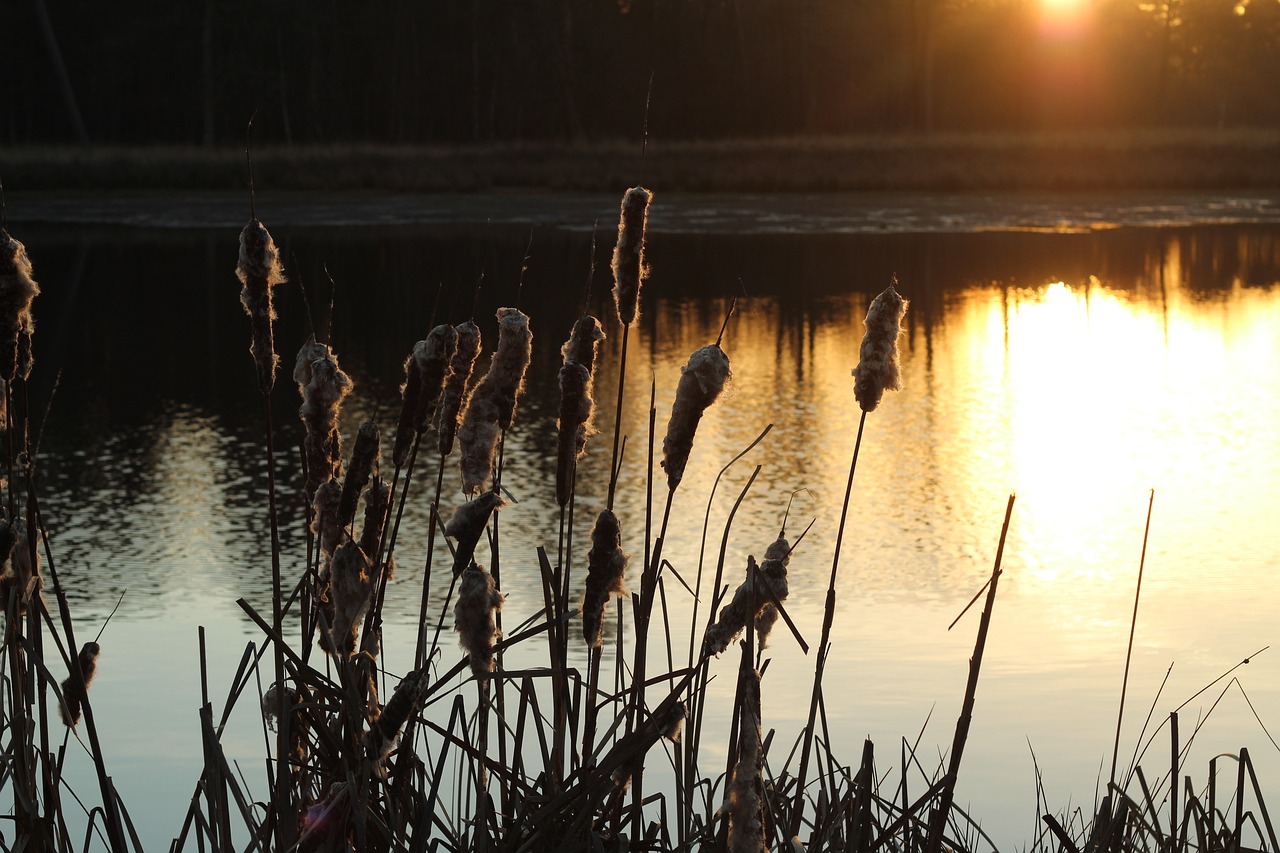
0 187 1274 853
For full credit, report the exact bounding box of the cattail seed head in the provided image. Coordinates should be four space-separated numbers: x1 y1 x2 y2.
444 490 504 575
454 564 504 677
609 701 686 792
555 315 606 507
236 220 286 394
324 540 377 658
727 668 765 853
309 479 344 562
754 536 791 652
0 517 42 617
661 344 731 491
438 321 482 458
0 229 40 383
581 509 629 649
364 668 429 767
611 187 651 326
392 324 458 467
853 284 908 413
298 343 354 502
59 642 100 727
338 421 379 532
704 539 789 659
262 683 308 764
359 476 392 568
457 307 532 495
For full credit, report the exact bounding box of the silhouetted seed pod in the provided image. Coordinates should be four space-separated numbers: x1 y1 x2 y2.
59 642 100 727
364 668 429 767
236 220 286 394
609 701 686 792
555 315 606 507
753 537 791 652
438 321 482 458
661 344 731 491
580 510 629 649
444 491 504 576
611 187 651 326
392 325 458 468
704 538 789 658
0 229 40 384
359 476 391 572
262 683 308 763
454 564 504 677
0 518 41 617
457 308 532 495
338 421 379 532
325 541 376 658
853 284 908 413
297 345 353 502
309 479 344 563
727 668 764 853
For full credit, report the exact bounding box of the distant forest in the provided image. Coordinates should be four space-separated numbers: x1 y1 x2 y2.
6 0 1280 146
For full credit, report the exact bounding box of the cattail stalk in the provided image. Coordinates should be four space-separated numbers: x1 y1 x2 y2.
457 308 531 495
790 283 908 841
727 666 765 853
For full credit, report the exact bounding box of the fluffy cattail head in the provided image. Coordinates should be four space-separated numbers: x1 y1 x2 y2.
365 668 429 767
754 536 791 652
454 565 504 676
324 541 377 658
0 517 42 616
727 668 764 853
236 220 286 393
661 344 731 491
309 479 344 562
438 321 482 458
853 284 908 413
457 308 532 494
392 324 458 468
0 229 40 383
444 490 504 575
298 344 354 502
338 421 379 531
581 509 629 649
59 642 101 727
359 476 392 566
555 315 606 508
611 187 651 326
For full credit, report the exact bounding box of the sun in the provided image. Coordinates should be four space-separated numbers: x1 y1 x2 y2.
1039 0 1093 37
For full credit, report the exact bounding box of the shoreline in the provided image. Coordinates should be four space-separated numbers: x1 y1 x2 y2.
4 129 1280 193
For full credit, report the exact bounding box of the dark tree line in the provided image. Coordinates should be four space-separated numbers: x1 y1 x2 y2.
5 0 1280 147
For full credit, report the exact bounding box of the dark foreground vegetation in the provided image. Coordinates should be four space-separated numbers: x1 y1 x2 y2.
1 176 1278 853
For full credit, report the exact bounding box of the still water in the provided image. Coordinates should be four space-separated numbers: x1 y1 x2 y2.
9 192 1280 850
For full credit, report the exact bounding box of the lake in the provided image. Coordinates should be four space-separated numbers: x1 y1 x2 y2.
7 190 1280 851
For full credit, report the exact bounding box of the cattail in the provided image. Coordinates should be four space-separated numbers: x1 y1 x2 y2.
292 337 331 390
608 701 686 792
236 219 286 394
704 543 787 658
852 284 908 413
753 537 791 652
555 315 606 507
444 491 504 575
580 510 629 648
457 307 532 495
364 668 429 766
297 343 354 502
359 476 391 566
438 321 482 458
59 642 100 727
338 421 379 532
0 517 41 616
392 324 458 467
309 479 344 563
611 187 651 326
323 540 377 658
262 682 308 763
661 344 731 491
727 668 765 853
0 229 39 384
454 564 504 677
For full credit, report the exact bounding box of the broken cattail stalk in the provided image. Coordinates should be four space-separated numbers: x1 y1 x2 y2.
661 344 731 491
444 490 504 576
438 321 482 458
296 341 354 503
393 325 458 468
556 315 606 508
0 227 39 383
454 564 504 677
236 219 286 394
852 283 908 413
457 307 532 495
611 187 651 327
580 509 630 649
59 642 100 727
